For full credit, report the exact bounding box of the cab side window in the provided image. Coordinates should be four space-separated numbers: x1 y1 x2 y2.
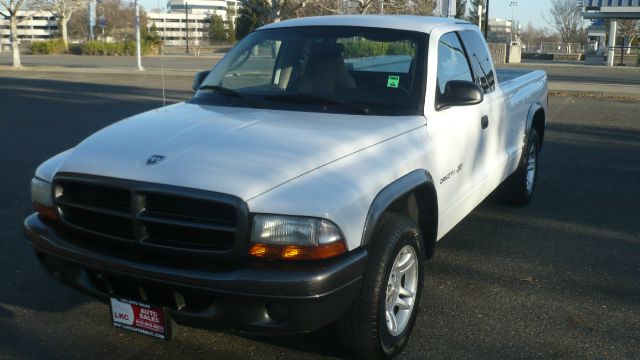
436 32 474 96
458 30 495 93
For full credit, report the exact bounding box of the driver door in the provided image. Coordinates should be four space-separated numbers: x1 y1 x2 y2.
426 32 491 234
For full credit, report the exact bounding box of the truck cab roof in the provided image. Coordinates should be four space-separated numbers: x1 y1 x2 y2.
259 15 472 34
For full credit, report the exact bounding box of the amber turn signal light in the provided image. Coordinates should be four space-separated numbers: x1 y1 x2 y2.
33 202 57 221
249 240 347 261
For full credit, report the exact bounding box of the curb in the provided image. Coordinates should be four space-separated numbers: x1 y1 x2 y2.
0 65 196 77
548 90 640 101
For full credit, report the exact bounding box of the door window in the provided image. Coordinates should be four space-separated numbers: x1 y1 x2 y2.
436 32 473 95
458 30 496 93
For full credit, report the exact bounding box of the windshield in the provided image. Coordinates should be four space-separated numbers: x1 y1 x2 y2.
191 26 427 116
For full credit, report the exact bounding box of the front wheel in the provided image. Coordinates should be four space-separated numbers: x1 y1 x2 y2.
338 213 425 359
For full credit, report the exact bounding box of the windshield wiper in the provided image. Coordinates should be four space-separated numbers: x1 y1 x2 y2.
197 85 261 108
265 93 372 115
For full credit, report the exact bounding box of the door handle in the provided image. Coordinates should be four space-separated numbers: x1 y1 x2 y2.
481 115 489 129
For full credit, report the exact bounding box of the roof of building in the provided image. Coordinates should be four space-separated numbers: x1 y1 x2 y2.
259 15 471 34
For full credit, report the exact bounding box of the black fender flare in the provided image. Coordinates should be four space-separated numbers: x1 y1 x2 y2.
526 101 545 131
360 169 438 258
525 101 546 150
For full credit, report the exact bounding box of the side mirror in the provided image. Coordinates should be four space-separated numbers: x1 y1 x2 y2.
192 70 210 91
436 80 484 111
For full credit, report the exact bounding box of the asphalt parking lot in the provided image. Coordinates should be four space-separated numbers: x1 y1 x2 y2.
0 70 638 359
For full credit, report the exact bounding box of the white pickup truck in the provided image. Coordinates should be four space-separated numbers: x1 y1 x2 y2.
25 15 547 359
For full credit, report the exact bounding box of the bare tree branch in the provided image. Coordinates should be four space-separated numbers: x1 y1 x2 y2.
0 0 11 12
15 0 28 12
543 0 585 43
315 1 342 14
31 0 84 45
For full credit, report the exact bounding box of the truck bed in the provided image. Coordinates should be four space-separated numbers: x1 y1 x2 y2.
496 68 547 97
496 68 537 84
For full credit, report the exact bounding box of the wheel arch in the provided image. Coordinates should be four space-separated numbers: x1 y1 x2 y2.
360 170 438 259
527 102 546 150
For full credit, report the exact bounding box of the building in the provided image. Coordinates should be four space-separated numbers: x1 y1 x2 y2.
147 12 212 46
148 0 239 46
580 0 640 66
168 0 238 15
0 11 59 50
487 18 520 44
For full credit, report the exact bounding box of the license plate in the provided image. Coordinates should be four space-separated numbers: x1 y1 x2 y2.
110 298 173 340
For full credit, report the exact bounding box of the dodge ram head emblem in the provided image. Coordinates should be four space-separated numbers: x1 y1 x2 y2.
145 155 166 165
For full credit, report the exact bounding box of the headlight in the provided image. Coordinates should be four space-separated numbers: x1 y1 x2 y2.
249 214 347 260
31 177 57 220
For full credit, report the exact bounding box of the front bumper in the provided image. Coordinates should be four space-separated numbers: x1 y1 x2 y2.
24 214 367 334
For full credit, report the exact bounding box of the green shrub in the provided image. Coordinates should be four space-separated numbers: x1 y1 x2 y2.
31 39 67 55
79 40 158 56
341 39 416 59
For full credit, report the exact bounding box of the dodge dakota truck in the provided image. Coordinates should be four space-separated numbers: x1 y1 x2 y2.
24 15 548 359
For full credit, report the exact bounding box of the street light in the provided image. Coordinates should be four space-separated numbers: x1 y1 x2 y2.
510 1 518 43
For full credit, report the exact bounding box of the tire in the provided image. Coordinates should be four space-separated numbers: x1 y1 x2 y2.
501 127 541 205
338 213 425 359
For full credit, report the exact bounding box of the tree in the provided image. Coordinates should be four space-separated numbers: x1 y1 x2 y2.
455 0 466 19
147 22 161 44
32 0 84 46
209 14 226 42
0 0 29 67
269 0 307 22
302 0 433 16
225 4 236 43
618 19 640 54
520 21 560 47
467 0 485 28
67 0 148 42
235 0 270 39
543 0 585 43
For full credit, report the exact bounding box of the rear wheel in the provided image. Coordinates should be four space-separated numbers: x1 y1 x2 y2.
338 213 425 359
502 127 540 205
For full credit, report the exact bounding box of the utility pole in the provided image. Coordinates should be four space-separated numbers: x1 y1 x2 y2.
434 0 456 17
88 0 95 40
483 0 490 39
478 4 483 29
607 19 617 67
185 2 189 54
510 1 517 43
135 0 144 70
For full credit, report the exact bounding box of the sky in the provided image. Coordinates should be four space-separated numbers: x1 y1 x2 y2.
138 0 554 30
488 0 553 29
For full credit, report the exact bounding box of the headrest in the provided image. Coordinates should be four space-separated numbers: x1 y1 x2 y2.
309 42 345 57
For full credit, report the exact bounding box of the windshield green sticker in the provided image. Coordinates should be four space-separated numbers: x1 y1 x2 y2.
387 75 400 88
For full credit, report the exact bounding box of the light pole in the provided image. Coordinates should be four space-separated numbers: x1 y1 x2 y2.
185 2 189 54
134 0 144 70
510 1 518 43
483 0 490 39
88 0 95 40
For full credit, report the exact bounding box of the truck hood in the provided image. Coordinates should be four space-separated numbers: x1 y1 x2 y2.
59 102 425 200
